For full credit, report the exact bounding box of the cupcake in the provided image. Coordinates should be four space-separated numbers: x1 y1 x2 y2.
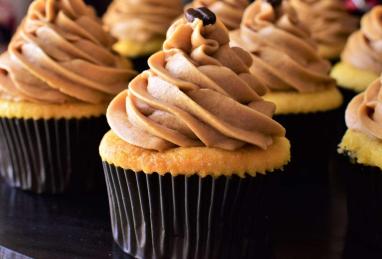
230 0 343 180
331 6 382 103
338 76 382 248
100 7 291 258
0 0 136 194
188 0 249 30
290 0 359 60
103 0 183 71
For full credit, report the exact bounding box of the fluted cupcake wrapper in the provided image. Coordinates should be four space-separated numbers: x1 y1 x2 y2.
131 56 150 73
338 154 382 249
275 109 341 183
339 88 358 108
103 162 283 259
0 117 108 194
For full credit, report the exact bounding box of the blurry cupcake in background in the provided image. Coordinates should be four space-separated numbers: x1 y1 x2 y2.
290 0 359 60
103 0 182 71
337 76 382 248
331 6 382 104
0 0 136 194
100 7 291 258
188 0 249 30
230 0 343 180
345 0 382 14
0 1 15 52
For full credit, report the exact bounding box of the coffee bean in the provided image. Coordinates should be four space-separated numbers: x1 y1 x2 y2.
266 0 282 8
185 7 217 26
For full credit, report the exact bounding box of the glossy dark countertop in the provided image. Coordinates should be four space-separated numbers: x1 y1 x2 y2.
0 168 382 259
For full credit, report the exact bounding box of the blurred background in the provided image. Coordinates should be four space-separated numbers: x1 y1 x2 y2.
0 0 379 52
0 0 194 51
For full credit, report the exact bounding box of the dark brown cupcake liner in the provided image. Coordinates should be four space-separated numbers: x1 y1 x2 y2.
339 87 357 108
275 109 341 183
132 55 150 73
338 153 382 249
103 162 284 259
0 116 108 194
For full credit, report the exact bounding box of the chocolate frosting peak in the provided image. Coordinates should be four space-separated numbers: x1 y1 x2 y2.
346 77 382 140
107 16 286 151
230 0 336 93
342 6 382 74
190 0 249 30
103 0 183 43
0 0 136 104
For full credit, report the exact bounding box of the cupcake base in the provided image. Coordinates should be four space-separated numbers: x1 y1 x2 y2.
338 153 382 249
103 162 283 259
0 116 108 194
331 62 378 93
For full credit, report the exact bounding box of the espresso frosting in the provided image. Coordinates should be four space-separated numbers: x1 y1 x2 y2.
346 77 382 141
290 0 358 54
103 0 182 43
342 6 382 74
0 0 136 104
190 0 249 30
107 15 285 151
230 0 336 93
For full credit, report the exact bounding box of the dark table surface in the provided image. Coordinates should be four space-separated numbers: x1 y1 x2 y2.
0 168 382 259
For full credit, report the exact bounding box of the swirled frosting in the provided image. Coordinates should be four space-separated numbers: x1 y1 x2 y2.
103 0 183 43
346 77 382 140
342 6 382 74
107 15 286 151
230 0 336 93
290 0 358 56
190 0 249 30
0 0 136 104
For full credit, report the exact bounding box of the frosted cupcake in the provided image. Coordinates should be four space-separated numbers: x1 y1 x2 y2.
0 0 136 193
230 0 343 179
100 7 290 258
188 0 249 30
331 6 382 103
290 0 359 60
338 76 382 248
103 0 182 71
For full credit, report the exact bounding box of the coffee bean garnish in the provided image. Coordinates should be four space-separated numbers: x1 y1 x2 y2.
266 0 282 7
185 7 216 26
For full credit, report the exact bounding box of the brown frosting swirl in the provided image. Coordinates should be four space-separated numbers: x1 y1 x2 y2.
0 0 136 104
342 6 382 74
107 15 285 151
190 0 249 30
346 77 382 140
103 0 183 43
290 0 358 54
230 0 336 93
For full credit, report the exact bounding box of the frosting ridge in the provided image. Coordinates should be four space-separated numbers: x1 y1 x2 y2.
230 0 336 93
107 13 285 151
0 0 136 104
346 77 382 141
341 6 382 74
103 0 183 43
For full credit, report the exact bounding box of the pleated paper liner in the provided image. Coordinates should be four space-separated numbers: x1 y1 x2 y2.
337 153 382 249
339 88 357 109
0 116 108 194
275 109 341 183
103 162 285 259
131 55 150 73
